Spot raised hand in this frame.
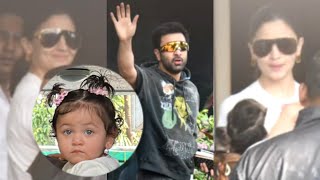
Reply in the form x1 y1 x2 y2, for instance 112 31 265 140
110 3 139 41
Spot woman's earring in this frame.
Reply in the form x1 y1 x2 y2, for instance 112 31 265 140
296 55 301 64
251 58 257 66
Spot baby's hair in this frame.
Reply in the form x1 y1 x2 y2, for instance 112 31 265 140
46 83 65 107
80 73 115 97
227 99 267 154
47 73 124 139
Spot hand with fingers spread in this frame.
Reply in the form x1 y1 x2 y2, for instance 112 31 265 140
109 2 139 87
110 3 139 41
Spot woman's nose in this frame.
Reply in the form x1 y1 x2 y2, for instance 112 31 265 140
55 36 69 50
269 44 281 60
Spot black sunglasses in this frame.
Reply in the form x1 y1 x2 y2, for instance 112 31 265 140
0 30 22 43
35 28 81 50
252 38 297 58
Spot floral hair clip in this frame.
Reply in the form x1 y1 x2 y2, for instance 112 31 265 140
89 87 109 97
53 91 68 106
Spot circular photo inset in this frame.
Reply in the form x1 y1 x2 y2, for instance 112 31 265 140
31 65 143 177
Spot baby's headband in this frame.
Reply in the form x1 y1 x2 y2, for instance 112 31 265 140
52 87 110 106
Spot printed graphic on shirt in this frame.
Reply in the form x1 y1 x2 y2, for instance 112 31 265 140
160 81 192 131
161 81 176 129
161 139 196 160
159 80 198 161
162 110 177 129
174 96 191 130
162 82 174 96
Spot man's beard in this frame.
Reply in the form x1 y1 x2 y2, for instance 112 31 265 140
160 56 187 75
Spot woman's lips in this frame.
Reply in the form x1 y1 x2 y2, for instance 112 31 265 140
51 51 69 58
269 64 284 71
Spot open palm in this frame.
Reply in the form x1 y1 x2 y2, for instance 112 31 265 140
110 3 139 41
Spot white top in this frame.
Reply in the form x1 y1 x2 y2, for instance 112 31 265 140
62 156 119 177
0 87 10 180
217 80 300 132
7 72 42 180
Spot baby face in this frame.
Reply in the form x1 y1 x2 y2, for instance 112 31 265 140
55 108 110 164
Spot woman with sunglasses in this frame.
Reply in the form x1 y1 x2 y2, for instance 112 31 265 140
217 5 304 135
7 7 82 180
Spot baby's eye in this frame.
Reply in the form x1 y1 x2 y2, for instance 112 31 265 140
84 130 93 135
63 129 72 135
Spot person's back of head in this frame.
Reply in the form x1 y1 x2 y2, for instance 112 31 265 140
151 22 189 50
215 127 230 152
227 99 267 154
301 50 320 106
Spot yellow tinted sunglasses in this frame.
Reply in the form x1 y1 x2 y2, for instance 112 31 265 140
160 41 189 52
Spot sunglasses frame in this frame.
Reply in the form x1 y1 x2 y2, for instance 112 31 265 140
159 41 189 52
34 28 81 50
251 37 298 58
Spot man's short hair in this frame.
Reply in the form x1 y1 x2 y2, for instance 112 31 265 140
151 22 190 49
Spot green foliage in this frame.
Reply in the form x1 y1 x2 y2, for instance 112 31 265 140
196 108 214 149
194 169 214 180
32 96 55 145
112 95 141 146
197 109 214 132
194 108 214 180
115 116 133 146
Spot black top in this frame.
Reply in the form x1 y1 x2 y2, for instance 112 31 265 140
230 106 320 180
134 62 200 180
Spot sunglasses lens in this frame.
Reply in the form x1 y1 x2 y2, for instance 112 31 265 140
160 41 189 52
38 29 81 49
40 32 60 48
253 40 272 58
179 42 189 51
161 43 175 52
277 38 297 54
253 38 297 58
65 31 81 50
